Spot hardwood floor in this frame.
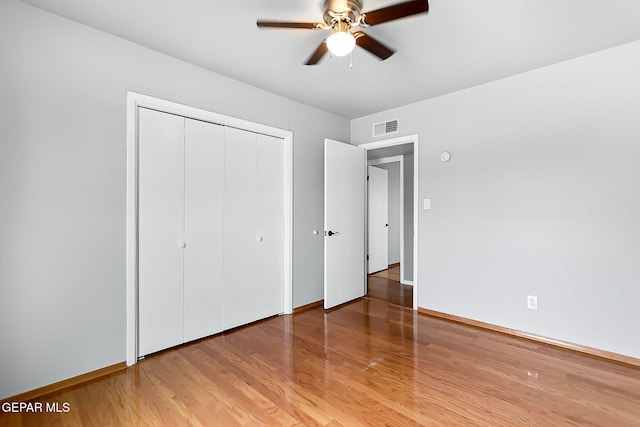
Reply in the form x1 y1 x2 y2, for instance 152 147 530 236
367 265 412 308
368 264 401 282
3 298 640 426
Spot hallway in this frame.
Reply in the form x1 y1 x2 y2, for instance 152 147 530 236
366 264 412 308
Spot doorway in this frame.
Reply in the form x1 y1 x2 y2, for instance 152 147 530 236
361 135 418 309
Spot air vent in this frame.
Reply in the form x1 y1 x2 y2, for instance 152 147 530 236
372 119 399 138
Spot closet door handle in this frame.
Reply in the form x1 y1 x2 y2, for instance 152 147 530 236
326 230 339 237
257 236 263 242
179 242 187 248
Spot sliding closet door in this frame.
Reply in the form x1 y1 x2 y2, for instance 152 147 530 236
256 135 284 319
138 108 185 356
183 119 225 342
223 127 258 330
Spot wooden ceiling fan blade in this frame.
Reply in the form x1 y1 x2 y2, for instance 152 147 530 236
354 32 395 60
305 41 329 65
362 0 429 26
257 20 319 29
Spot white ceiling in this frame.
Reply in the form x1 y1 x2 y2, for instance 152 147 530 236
18 0 640 119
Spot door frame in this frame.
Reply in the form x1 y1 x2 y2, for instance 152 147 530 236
360 135 419 310
126 92 293 366
368 156 409 284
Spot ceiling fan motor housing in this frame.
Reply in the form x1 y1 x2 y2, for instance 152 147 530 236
323 0 362 25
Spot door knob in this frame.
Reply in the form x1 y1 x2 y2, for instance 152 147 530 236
179 242 186 248
326 230 339 236
385 224 389 227
257 236 263 242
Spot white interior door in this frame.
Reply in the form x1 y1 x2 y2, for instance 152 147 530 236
368 165 389 273
324 139 366 309
183 119 225 342
138 108 184 356
223 127 258 330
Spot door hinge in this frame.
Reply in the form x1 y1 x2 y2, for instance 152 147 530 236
367 175 369 181
366 254 369 260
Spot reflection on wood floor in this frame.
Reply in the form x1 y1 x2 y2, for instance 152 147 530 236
3 276 640 425
367 264 412 308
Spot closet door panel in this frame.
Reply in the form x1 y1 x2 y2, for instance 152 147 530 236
223 127 257 330
183 119 225 342
138 108 185 356
256 135 284 319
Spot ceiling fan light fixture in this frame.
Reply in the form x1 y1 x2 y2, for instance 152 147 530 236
327 31 355 56
326 20 356 57
257 0 429 65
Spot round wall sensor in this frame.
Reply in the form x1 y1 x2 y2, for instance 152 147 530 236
440 151 451 162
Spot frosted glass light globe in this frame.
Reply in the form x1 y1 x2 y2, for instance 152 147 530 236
326 31 356 57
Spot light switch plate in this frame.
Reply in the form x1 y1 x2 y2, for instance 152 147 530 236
424 199 431 210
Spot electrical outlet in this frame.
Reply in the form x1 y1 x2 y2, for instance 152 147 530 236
527 295 538 310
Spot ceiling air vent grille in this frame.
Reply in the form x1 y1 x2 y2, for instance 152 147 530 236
372 119 399 138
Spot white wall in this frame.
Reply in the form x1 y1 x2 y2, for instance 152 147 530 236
0 0 348 399
375 162 400 264
352 40 640 358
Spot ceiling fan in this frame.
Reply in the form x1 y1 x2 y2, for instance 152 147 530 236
257 0 429 65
